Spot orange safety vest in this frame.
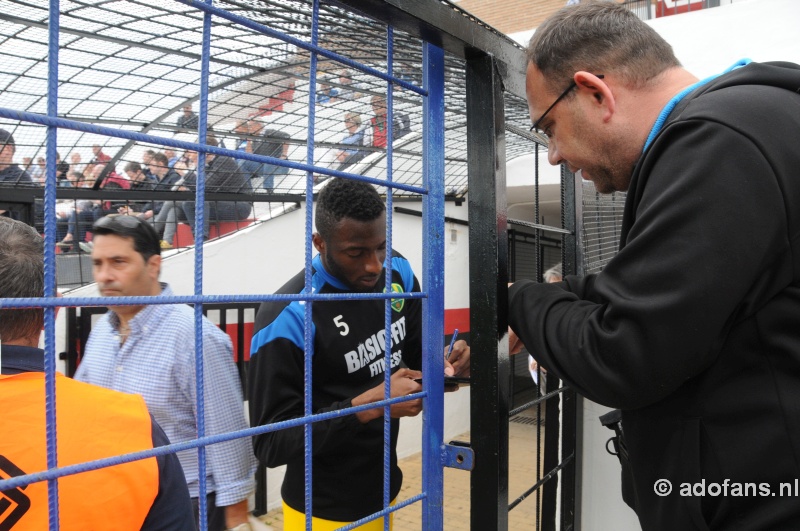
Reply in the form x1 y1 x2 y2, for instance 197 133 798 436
0 372 159 530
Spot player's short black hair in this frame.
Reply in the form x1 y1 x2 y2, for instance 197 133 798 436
315 178 385 240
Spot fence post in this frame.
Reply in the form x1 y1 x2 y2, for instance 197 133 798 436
467 51 510 531
421 40 447 531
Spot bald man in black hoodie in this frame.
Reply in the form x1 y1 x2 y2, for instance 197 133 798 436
510 3 800 530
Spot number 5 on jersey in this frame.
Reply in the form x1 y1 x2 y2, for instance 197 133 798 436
334 315 349 336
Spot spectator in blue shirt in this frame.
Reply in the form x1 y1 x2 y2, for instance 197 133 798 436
75 214 257 531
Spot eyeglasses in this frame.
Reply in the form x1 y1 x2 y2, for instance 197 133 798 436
93 214 161 253
93 214 151 239
530 74 604 138
94 214 143 231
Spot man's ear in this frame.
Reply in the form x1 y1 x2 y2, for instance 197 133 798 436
147 254 162 281
312 232 326 255
574 71 615 120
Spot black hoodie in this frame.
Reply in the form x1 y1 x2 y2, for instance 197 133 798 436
510 62 800 530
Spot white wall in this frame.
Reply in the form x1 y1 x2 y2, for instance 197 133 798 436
649 0 800 78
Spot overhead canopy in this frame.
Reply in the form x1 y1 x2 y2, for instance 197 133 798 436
0 0 542 196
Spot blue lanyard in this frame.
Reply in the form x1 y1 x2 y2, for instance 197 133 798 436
643 59 751 152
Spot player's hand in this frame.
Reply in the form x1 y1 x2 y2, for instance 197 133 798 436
444 340 470 377
387 368 423 418
353 368 422 422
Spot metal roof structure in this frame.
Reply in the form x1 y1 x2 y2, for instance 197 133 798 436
0 0 542 198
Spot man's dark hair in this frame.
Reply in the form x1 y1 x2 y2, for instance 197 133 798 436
124 161 142 173
0 128 15 151
527 3 680 93
0 217 44 342
205 133 219 148
92 215 161 262
151 152 169 167
315 178 385 240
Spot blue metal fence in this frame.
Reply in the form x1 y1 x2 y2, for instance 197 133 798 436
0 1 448 530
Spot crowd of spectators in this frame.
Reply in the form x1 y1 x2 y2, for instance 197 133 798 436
53 145 207 251
4 71 417 250
0 129 261 251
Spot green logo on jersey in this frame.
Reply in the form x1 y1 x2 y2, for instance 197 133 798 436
385 282 404 313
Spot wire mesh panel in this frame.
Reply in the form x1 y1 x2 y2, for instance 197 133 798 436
0 0 585 529
0 1 454 530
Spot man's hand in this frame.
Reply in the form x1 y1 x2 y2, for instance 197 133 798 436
507 281 526 355
508 327 525 355
224 499 250 529
352 368 423 423
444 339 470 377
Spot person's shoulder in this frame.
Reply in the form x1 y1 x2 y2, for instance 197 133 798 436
254 268 307 329
162 302 196 326
390 249 414 270
140 303 197 343
89 312 115 333
389 250 418 290
0 164 33 183
132 179 155 191
213 154 240 174
17 166 33 182
276 268 308 295
69 376 148 408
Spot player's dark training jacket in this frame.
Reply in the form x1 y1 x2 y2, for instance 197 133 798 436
249 252 422 522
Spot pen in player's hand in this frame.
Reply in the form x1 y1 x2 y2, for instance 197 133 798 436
446 329 459 361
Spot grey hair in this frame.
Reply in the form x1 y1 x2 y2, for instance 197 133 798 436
543 263 563 283
526 2 680 93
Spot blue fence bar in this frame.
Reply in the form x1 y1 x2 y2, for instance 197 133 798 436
0 392 426 492
1 1 451 529
193 0 215 528
382 26 396 531
421 42 447 530
43 0 61 528
303 1 321 529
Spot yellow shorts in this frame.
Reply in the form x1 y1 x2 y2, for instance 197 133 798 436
282 500 394 531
